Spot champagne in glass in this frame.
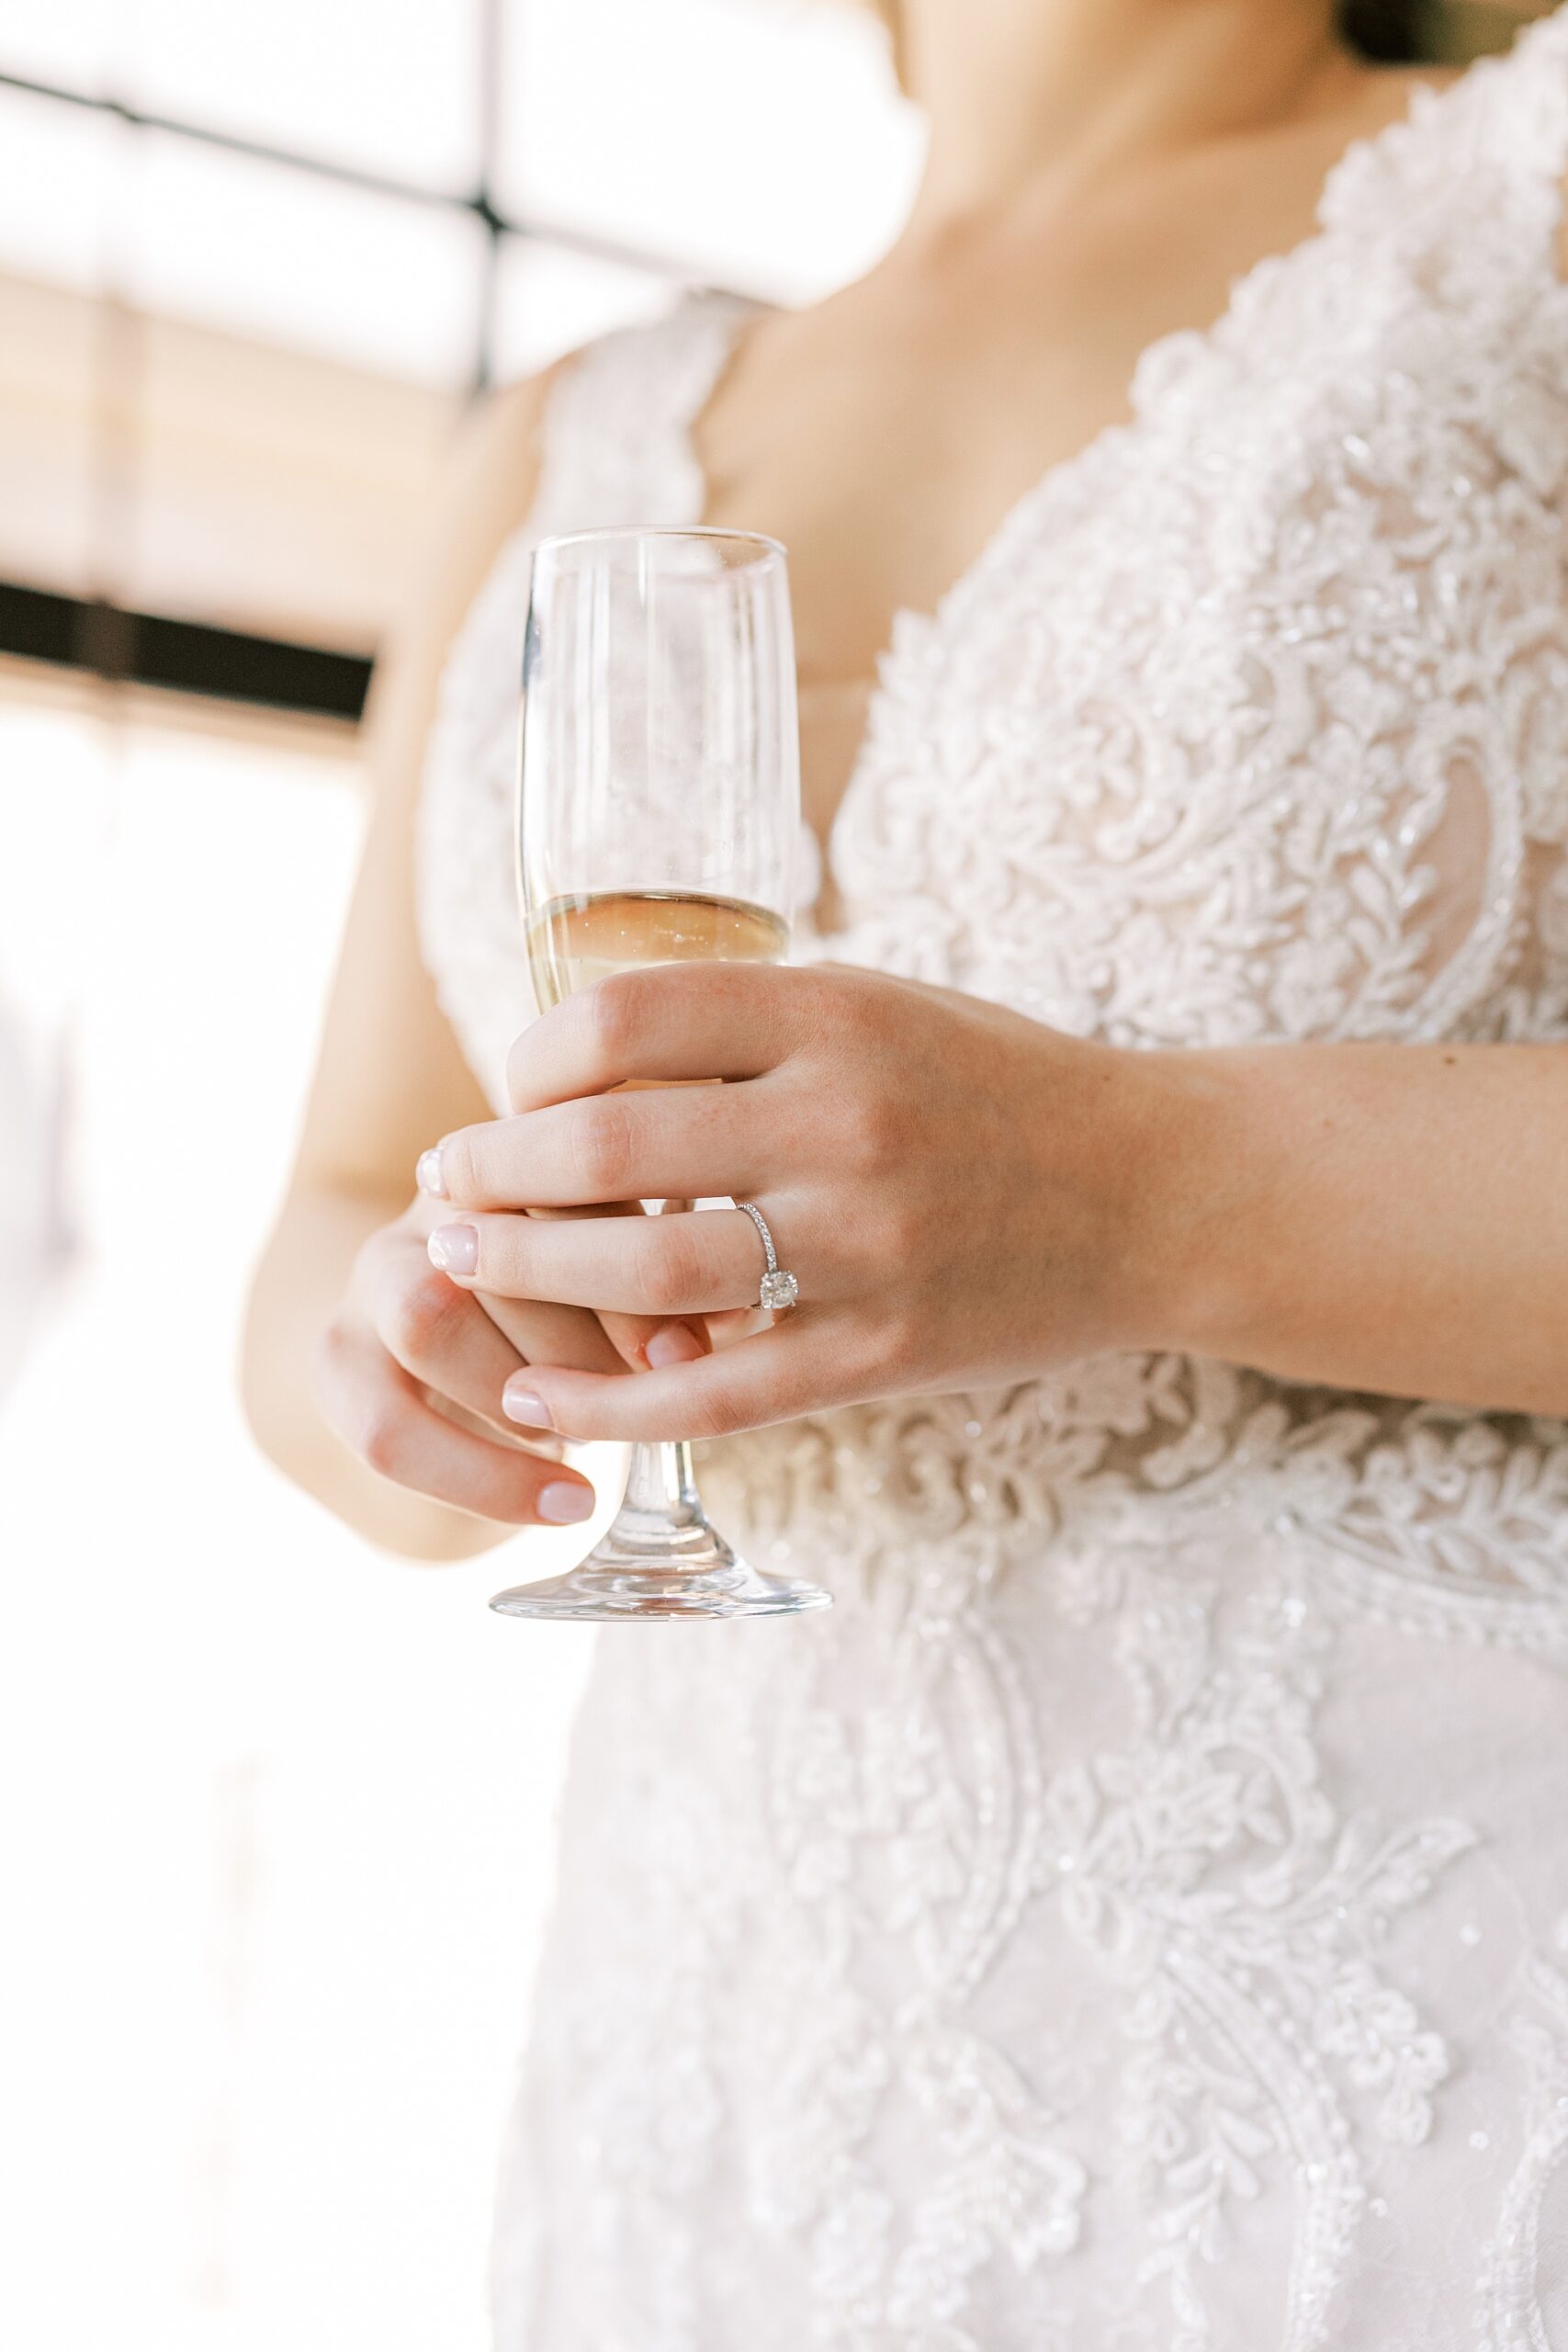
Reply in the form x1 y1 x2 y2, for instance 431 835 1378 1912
525 889 789 1008
490 527 833 1622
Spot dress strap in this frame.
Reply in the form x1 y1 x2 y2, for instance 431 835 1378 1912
530 290 752 538
1321 6 1568 276
1447 3 1568 212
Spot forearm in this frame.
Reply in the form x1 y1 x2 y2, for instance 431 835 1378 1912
1140 1041 1568 1416
242 1184 512 1562
370 969 1568 1448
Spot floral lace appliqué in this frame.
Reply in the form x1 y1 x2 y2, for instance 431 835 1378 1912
422 19 1568 2349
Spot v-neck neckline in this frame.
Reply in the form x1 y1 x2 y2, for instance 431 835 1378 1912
674 66 1460 913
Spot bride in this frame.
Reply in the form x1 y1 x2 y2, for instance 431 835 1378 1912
245 2 1568 2343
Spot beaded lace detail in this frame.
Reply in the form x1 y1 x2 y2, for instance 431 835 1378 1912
418 22 1568 2348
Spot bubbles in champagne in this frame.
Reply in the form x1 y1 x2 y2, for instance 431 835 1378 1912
525 889 789 1012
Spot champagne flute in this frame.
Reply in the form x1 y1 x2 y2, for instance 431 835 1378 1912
490 526 833 1622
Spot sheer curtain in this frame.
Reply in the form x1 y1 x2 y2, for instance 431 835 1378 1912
0 679 597 2351
0 4 919 2340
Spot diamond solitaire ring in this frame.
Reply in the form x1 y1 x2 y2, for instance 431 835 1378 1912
737 1202 800 1313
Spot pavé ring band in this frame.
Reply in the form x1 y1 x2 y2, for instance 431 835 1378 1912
737 1202 800 1313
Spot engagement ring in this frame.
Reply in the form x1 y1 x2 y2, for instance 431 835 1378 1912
737 1201 800 1313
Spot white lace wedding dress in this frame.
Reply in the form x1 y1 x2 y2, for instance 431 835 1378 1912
418 22 1568 2349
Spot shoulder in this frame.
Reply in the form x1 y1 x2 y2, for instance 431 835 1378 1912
399 365 563 657
402 289 747 651
1321 17 1568 300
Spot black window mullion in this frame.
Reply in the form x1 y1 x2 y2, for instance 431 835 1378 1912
0 63 736 293
0 31 742 710
474 0 505 392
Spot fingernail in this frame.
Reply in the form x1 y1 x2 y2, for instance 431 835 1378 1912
538 1480 594 1525
428 1223 478 1276
644 1322 706 1369
415 1146 447 1199
502 1383 553 1430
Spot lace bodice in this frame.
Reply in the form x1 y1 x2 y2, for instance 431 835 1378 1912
419 24 1568 2350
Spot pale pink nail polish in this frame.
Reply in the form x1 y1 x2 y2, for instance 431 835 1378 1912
645 1323 705 1369
503 1383 553 1430
415 1146 447 1199
538 1480 593 1525
428 1224 478 1276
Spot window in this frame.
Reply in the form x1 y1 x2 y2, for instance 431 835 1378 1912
0 668 601 2352
0 14 920 2345
497 0 920 303
0 0 919 660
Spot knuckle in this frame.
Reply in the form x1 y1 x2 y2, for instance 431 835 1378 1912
381 1266 463 1366
317 1313 354 1375
876 1308 924 1385
806 964 874 1034
795 963 846 1020
682 1387 738 1442
356 1396 409 1480
313 1320 419 1482
439 1126 480 1202
572 1096 633 1198
843 1088 902 1175
868 1265 933 1376
312 1318 355 1419
875 1194 926 1265
588 968 651 1063
640 1224 703 1314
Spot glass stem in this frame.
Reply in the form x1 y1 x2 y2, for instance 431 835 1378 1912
617 1439 704 1530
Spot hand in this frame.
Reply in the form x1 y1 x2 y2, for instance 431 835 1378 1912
315 1193 619 1524
414 964 1174 1442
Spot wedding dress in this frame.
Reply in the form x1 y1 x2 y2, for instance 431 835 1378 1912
418 21 1568 2348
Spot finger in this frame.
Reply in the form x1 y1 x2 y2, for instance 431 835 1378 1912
500 1198 700 1373
473 1288 627 1376
430 1079 776 1211
498 1322 855 1444
369 1238 619 1420
602 1198 711 1376
390 1204 645 1381
371 1250 529 1427
425 1204 773 1316
318 1333 596 1525
597 1307 710 1373
504 962 818 1113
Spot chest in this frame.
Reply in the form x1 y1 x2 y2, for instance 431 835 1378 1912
419 96 1568 1108
693 107 1418 851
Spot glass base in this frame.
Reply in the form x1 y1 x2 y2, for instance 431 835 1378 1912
491 1438 833 1621
489 1555 831 1621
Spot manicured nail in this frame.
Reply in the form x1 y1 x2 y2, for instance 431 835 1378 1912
644 1322 705 1369
415 1146 447 1199
537 1480 593 1525
502 1382 553 1430
428 1223 477 1276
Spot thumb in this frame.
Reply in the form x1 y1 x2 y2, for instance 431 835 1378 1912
525 1196 712 1373
597 1308 711 1372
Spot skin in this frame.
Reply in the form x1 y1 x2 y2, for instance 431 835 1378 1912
422 970 1568 1442
243 0 1568 1558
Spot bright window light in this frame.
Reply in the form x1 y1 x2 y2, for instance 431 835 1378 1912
492 233 677 380
0 684 598 2351
0 0 115 92
498 0 923 300
117 0 483 194
0 84 119 290
124 130 488 385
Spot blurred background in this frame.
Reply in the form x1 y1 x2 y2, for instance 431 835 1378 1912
0 6 918 2347
0 2 1540 2347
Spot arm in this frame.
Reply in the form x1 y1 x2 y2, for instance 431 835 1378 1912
400 966 1568 1442
242 369 608 1559
1140 1035 1568 1417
